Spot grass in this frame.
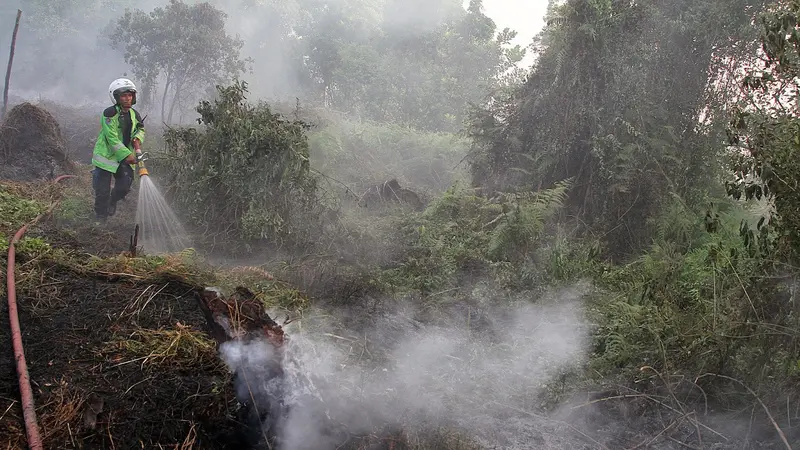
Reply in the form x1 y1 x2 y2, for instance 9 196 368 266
0 183 48 242
102 323 224 372
216 265 310 311
81 249 215 284
2 379 88 450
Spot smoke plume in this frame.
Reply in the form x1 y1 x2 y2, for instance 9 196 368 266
220 281 592 449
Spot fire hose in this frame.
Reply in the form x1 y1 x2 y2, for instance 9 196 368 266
7 174 75 450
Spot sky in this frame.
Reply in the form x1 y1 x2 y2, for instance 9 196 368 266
478 0 550 65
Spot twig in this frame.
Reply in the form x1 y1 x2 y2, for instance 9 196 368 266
67 423 75 448
612 384 729 441
640 366 687 415
0 401 15 421
240 368 272 449
123 376 154 395
324 333 357 342
107 419 116 450
626 413 688 450
311 168 360 201
96 271 144 280
108 356 150 369
695 373 793 450
570 393 657 409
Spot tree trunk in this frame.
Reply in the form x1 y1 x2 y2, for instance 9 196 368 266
167 77 182 124
2 10 22 121
161 72 172 123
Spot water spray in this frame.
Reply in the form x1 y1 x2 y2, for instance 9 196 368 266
133 149 192 254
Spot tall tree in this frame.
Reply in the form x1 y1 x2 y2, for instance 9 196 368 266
288 0 524 132
109 0 249 123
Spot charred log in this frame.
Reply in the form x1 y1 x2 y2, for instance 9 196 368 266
195 286 288 449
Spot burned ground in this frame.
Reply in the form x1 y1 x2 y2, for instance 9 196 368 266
0 175 245 449
0 261 245 449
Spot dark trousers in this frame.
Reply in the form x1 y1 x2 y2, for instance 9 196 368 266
92 165 133 218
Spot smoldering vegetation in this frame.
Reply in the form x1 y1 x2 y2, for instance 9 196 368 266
221 283 593 450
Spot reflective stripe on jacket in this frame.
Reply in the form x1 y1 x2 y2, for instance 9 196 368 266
92 105 145 173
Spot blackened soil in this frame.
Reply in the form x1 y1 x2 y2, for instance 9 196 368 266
0 261 246 449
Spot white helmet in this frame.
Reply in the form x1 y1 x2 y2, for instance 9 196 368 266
108 78 138 105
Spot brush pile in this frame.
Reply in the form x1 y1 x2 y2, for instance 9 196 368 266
0 102 74 181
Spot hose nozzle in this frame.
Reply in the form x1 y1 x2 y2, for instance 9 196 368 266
135 150 149 177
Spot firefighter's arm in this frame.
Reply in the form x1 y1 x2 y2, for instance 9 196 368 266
101 107 132 162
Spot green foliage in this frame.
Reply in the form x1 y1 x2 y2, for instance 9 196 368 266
486 179 571 261
53 194 93 223
466 0 762 257
383 181 572 293
590 200 800 397
288 0 524 132
15 236 51 257
157 81 323 252
0 186 46 232
726 1 800 262
108 0 249 122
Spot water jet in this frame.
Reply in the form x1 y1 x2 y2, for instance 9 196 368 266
134 153 192 255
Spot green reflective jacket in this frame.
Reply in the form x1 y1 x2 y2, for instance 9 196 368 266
92 105 145 173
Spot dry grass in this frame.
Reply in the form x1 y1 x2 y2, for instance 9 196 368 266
1 379 88 450
38 379 86 445
86 251 201 276
154 422 199 450
102 323 224 372
562 365 799 450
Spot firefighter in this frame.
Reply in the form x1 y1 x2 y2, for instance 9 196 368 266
91 78 146 222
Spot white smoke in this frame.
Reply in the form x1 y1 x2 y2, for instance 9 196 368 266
219 281 592 449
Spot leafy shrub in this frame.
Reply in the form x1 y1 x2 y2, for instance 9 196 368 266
155 81 324 252
382 181 573 293
591 198 800 398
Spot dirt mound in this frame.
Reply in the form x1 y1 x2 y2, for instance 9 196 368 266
0 102 74 181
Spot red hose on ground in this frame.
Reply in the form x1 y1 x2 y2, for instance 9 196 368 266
7 174 75 450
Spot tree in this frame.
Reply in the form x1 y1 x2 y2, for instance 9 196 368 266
0 0 140 100
286 0 524 132
726 0 800 261
109 0 249 123
466 0 762 258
